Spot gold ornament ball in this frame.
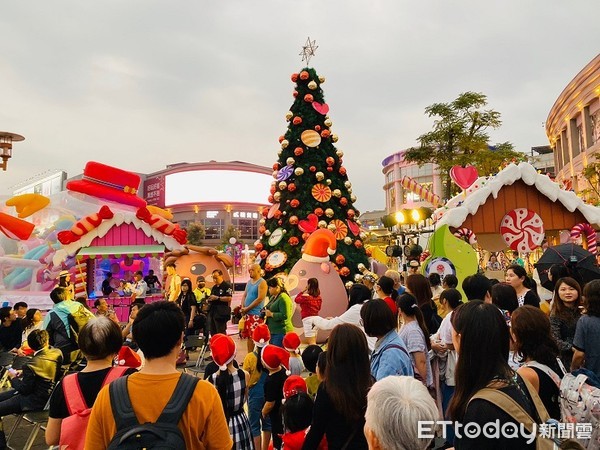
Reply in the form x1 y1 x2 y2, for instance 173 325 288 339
294 167 304 176
332 134 338 143
308 80 317 90
316 172 325 181
281 140 289 149
325 208 334 218
333 189 341 197
344 237 352 245
326 179 332 185
273 192 281 202
278 181 287 190
350 194 357 202
336 150 344 158
259 218 266 225
286 157 295 165
348 188 353 194
285 111 293 121
272 171 278 179
277 149 282 156
327 223 336 232
265 230 271 236
318 220 327 228
319 75 326 83
324 119 332 127
344 181 351 188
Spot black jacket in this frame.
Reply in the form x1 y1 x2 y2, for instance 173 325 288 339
10 347 63 411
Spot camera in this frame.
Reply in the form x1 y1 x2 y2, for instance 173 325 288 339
259 308 267 320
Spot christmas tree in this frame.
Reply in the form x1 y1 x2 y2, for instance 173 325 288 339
256 65 369 282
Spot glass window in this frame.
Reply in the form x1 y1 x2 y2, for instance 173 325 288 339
233 218 258 240
203 218 224 239
592 112 600 146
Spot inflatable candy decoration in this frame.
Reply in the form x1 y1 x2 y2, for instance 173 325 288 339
570 223 597 255
57 205 114 245
6 193 50 218
136 207 187 244
0 213 35 240
500 208 544 253
399 176 442 207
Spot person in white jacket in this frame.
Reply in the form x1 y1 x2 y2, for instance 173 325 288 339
308 283 376 351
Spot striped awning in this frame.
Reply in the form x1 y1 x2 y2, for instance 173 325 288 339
76 245 165 259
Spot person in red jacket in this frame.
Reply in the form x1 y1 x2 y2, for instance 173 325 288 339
294 278 322 345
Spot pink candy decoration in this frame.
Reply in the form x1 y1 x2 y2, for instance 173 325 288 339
570 223 598 255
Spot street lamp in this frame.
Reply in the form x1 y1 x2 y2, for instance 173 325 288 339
0 132 25 171
229 237 237 293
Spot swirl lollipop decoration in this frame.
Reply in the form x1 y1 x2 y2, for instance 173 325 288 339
500 208 545 252
276 164 294 181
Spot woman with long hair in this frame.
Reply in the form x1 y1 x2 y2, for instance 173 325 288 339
57 270 75 300
265 277 293 348
397 293 432 387
176 278 198 333
550 277 582 368
303 323 372 449
17 308 44 356
511 305 562 419
448 301 545 448
360 299 412 380
572 279 600 375
406 274 440 333
505 264 540 308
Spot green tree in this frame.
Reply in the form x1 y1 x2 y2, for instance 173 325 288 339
581 155 600 205
221 225 241 247
185 221 205 246
404 92 524 199
257 67 369 282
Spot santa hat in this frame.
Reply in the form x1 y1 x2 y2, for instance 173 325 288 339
261 344 291 375
252 323 271 347
302 229 337 263
116 346 142 368
209 334 237 371
283 332 301 354
283 375 307 400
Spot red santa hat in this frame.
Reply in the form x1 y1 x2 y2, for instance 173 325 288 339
209 334 237 371
252 323 271 347
283 332 301 354
116 346 142 368
302 229 337 263
283 375 308 400
261 344 291 375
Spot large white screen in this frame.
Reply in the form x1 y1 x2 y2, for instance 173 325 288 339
165 170 272 206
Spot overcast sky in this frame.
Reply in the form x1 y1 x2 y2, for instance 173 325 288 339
0 1 598 213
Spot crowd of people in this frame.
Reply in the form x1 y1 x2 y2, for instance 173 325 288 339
0 258 599 449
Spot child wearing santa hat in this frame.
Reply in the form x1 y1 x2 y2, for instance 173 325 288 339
283 331 305 376
261 344 290 450
208 334 253 450
242 324 272 450
280 376 327 450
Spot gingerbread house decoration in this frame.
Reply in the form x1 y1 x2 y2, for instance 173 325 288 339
435 162 600 252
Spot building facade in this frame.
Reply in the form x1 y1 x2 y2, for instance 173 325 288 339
142 160 272 245
381 150 442 214
546 54 600 192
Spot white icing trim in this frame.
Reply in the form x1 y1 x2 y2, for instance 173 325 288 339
435 162 600 229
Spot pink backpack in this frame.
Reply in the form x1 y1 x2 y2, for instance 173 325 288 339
59 366 129 450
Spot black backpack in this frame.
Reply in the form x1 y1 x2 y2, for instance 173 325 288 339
107 373 199 449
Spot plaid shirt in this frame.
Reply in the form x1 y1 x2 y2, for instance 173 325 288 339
294 293 322 318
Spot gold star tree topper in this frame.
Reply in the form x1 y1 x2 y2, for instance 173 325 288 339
300 37 318 65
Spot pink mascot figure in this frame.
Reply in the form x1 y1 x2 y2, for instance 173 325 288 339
286 229 347 343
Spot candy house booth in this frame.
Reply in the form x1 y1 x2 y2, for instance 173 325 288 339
434 162 600 276
51 162 187 319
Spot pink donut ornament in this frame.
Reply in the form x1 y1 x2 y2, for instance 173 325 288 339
500 208 545 252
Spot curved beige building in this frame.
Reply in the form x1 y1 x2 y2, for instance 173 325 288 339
546 54 600 192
